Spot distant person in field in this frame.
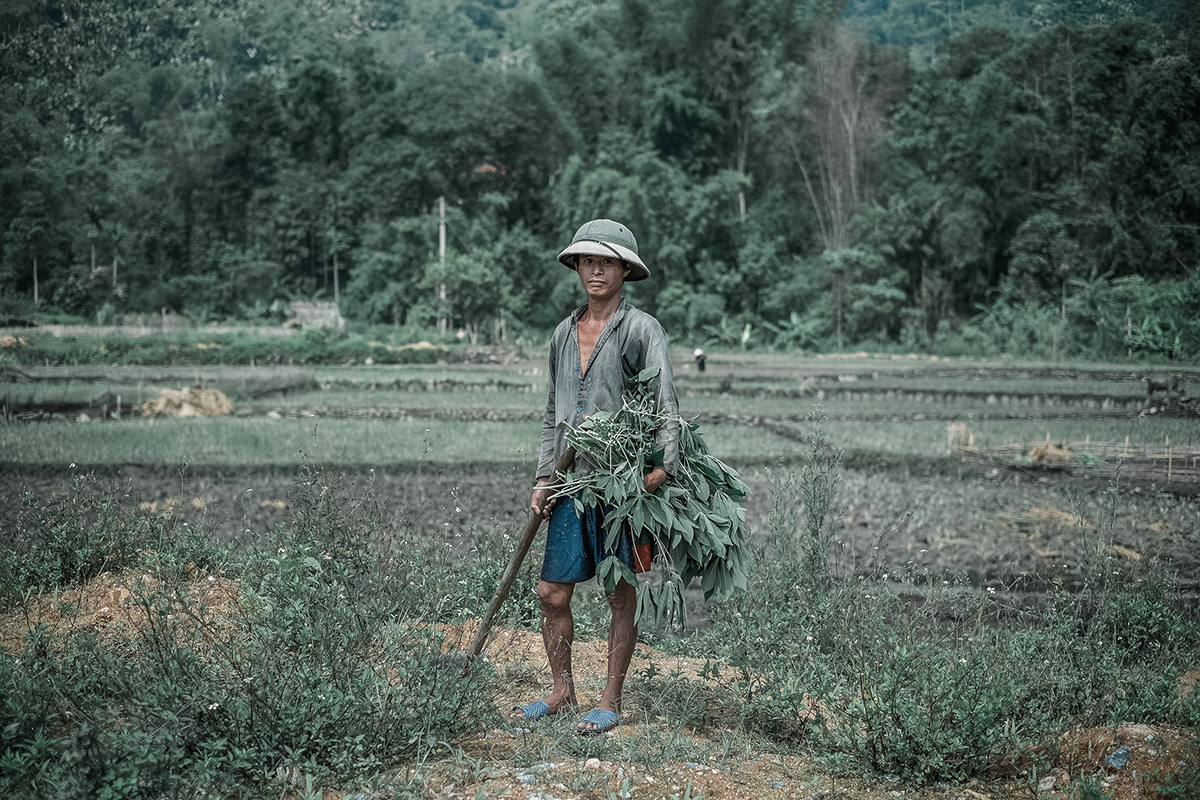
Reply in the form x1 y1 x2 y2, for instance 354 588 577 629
694 348 706 372
520 218 679 735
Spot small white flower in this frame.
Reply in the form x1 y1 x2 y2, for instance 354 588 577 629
987 587 996 593
806 636 814 641
208 702 220 710
959 658 967 664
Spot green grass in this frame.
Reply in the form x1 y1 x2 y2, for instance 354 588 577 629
689 349 1200 375
1 405 1189 468
0 381 1152 416
0 418 541 466
676 373 1151 395
0 417 811 467
815 378 1147 396
818 416 1198 457
311 364 543 384
262 388 544 410
6 412 1189 467
2 356 1192 468
2 382 155 406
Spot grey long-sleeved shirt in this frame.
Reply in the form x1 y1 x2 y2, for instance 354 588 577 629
536 300 680 480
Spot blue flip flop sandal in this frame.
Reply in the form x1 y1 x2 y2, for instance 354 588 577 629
513 700 553 721
577 708 619 735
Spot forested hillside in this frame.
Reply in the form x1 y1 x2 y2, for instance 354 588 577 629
2 0 1198 359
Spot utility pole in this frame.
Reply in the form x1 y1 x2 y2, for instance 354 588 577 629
33 256 38 304
438 196 447 336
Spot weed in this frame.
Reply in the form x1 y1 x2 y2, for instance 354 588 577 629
1066 774 1114 799
673 405 1200 786
797 405 842 598
0 466 494 795
0 474 221 607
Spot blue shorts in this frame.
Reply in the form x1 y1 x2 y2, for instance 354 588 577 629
541 495 651 585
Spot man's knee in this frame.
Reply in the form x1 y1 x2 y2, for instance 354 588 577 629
538 580 573 614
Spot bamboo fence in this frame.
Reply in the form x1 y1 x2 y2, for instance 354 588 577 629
948 423 1200 483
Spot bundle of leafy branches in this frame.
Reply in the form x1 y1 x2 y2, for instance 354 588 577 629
551 367 749 626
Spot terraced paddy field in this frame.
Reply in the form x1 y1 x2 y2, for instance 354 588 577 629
3 351 1197 584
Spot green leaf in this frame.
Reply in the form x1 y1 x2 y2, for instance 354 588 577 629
635 365 661 382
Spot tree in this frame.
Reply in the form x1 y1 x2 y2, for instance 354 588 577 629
794 27 903 251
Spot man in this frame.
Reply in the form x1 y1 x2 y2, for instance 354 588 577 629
517 218 679 735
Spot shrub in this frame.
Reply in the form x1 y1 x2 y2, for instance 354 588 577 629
0 468 495 796
0 475 220 607
668 407 1200 786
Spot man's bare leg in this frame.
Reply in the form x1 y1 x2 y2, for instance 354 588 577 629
579 578 637 731
527 579 577 714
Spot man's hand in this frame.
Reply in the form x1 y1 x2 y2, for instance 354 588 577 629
531 477 556 519
643 467 667 494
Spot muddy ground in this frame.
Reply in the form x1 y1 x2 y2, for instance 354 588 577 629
5 460 1198 598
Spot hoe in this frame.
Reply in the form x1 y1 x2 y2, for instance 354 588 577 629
457 447 575 671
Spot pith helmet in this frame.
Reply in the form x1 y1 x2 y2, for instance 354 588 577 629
557 219 650 281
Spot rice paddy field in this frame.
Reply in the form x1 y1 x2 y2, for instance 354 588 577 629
3 349 1198 592
4 347 1200 800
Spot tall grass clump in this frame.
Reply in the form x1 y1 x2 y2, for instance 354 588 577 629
0 474 220 607
0 467 497 797
673 408 1200 786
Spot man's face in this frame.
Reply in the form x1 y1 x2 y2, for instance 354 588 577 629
576 252 630 302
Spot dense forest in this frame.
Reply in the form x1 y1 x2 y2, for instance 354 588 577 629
2 0 1198 359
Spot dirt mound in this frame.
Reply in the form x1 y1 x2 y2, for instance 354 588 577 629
994 722 1200 800
141 386 232 417
1029 442 1075 465
0 568 239 656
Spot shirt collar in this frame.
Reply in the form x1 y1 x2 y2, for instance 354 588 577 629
570 298 629 325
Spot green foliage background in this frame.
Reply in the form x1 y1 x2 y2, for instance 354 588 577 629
2 0 1198 359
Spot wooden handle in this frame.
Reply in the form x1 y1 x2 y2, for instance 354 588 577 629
464 446 576 662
